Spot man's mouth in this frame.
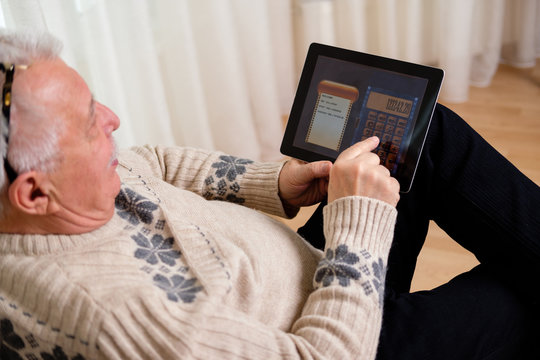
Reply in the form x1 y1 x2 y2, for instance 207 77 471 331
108 139 119 167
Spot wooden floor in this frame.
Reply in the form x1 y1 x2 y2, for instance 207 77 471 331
278 61 540 292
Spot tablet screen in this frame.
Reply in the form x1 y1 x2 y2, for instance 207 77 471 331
281 43 444 192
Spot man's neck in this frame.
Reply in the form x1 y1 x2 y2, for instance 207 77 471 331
0 209 113 235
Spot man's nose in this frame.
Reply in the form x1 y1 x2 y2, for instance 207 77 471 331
97 102 120 134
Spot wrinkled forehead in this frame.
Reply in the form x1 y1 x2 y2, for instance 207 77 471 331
15 58 89 101
12 58 92 127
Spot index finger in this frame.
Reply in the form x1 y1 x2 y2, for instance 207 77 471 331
337 136 380 161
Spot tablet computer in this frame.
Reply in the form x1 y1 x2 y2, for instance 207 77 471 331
280 43 444 193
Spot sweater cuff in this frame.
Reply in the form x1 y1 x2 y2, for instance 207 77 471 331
323 196 397 257
240 161 289 217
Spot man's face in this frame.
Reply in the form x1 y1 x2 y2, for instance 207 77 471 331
15 59 121 225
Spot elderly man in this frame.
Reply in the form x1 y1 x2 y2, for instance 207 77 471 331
1 30 538 360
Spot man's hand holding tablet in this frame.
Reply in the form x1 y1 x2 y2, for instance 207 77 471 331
281 43 444 193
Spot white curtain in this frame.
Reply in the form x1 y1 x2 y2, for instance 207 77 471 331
1 0 538 160
294 0 540 102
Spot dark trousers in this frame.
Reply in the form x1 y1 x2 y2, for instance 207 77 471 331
298 104 540 359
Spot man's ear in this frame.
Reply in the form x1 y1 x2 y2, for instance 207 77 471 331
7 171 55 215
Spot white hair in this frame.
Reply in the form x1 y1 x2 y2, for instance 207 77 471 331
0 29 63 209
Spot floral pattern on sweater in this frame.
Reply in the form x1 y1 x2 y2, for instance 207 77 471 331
0 318 85 360
203 155 253 204
115 187 158 225
115 186 203 304
315 245 386 307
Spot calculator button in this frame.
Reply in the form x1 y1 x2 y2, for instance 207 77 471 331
382 133 392 143
397 118 408 127
386 153 397 167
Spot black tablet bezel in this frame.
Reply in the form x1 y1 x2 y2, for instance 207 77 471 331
280 43 444 193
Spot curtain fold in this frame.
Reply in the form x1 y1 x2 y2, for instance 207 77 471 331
294 0 539 103
1 0 538 160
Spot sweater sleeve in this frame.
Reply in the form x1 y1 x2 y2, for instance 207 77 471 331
121 145 288 217
97 196 397 360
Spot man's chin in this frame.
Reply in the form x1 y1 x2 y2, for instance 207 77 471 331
111 172 122 194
